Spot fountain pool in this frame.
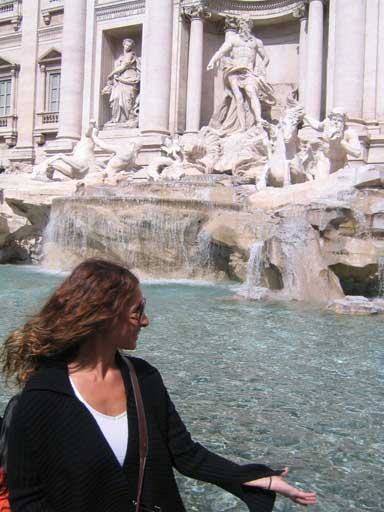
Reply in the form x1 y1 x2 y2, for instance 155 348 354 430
0 265 383 511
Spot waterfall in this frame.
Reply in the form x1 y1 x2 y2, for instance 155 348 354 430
243 241 267 299
379 256 384 297
42 197 219 278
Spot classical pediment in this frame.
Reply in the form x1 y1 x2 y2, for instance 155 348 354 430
38 49 62 66
0 56 18 72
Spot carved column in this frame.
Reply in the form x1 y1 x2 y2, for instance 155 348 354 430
56 0 87 143
376 0 384 122
293 4 308 105
305 0 324 119
184 5 210 133
333 0 366 119
15 0 39 155
139 0 174 134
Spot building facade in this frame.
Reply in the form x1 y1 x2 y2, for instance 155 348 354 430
0 0 383 169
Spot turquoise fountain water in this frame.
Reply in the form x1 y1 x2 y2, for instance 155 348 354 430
0 265 383 512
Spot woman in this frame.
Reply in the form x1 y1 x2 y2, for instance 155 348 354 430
102 38 140 126
2 259 316 511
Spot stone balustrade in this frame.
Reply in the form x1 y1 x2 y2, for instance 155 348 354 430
0 0 21 30
36 112 59 125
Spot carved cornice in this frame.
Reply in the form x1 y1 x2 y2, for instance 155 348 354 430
292 3 307 19
182 3 212 22
95 1 145 21
38 25 63 43
181 0 308 18
0 31 21 48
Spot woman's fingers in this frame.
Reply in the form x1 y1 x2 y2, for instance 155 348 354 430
242 469 317 506
291 490 317 505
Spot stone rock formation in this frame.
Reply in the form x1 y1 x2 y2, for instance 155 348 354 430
327 296 384 315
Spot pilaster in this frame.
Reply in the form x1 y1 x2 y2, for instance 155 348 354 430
183 3 211 133
56 0 87 145
293 3 308 106
14 0 39 161
139 0 174 135
376 0 384 123
304 0 324 119
333 0 367 121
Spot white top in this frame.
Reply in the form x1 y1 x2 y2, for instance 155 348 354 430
69 376 128 466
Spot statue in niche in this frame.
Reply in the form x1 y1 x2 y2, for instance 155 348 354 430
102 38 140 127
207 16 276 133
303 107 362 179
32 121 99 180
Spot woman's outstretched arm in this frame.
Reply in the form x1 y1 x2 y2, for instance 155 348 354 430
159 371 317 510
161 382 282 511
244 467 317 506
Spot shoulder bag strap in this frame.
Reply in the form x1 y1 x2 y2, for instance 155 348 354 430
123 357 148 512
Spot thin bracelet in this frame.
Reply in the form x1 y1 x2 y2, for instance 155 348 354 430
267 476 272 490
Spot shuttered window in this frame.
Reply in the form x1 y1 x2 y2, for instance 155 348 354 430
48 72 60 112
0 79 11 117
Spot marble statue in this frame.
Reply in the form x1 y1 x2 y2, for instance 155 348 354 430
32 121 98 180
90 130 141 177
207 16 275 133
102 38 140 127
145 136 210 181
303 107 362 179
260 104 313 188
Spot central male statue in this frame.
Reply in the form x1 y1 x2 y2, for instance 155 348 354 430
207 17 275 133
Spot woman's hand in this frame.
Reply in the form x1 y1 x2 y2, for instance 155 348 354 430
244 467 317 506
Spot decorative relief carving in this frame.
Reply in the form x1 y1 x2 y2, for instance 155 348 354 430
223 15 238 32
0 31 21 46
292 3 307 19
182 3 211 21
95 1 145 21
38 25 63 43
182 0 306 17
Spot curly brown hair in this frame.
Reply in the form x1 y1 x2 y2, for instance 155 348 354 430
1 259 139 385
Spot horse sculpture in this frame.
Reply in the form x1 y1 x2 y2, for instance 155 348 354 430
259 105 312 188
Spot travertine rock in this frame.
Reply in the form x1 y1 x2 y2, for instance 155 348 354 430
327 296 384 315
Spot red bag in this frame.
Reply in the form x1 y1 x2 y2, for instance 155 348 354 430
0 468 10 512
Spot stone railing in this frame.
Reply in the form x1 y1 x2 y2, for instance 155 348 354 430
0 115 17 130
37 112 59 125
0 0 22 30
0 114 17 146
34 112 59 145
0 0 16 19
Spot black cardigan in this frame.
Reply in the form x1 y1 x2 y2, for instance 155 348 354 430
7 355 281 511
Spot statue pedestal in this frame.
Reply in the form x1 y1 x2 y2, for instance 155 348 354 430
44 139 77 156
